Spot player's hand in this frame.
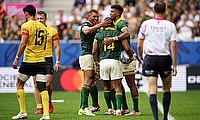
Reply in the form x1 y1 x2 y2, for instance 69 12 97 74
102 37 114 46
94 62 100 74
54 63 61 72
100 19 112 28
128 54 138 64
127 58 133 64
12 60 18 69
94 63 100 80
95 64 100 75
172 66 177 76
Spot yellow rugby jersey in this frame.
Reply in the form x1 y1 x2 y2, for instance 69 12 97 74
45 26 59 57
21 20 47 63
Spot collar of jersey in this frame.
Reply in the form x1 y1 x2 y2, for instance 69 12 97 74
105 27 115 30
86 20 93 25
114 18 122 25
153 18 165 20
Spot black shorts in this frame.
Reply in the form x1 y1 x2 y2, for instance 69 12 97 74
45 57 54 75
142 55 172 78
18 62 46 76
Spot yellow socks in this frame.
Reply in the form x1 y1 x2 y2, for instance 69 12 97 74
40 90 49 116
37 103 43 109
17 89 26 113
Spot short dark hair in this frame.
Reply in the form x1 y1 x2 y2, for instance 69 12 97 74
154 1 166 14
111 5 123 15
104 17 114 27
37 11 47 18
88 9 98 15
23 5 36 16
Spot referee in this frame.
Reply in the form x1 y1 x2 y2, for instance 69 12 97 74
137 1 177 120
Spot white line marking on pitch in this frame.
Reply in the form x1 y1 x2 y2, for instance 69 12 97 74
51 99 64 102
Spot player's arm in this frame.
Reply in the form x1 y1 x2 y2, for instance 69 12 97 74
171 40 177 76
12 34 28 69
92 39 99 63
103 27 130 45
92 39 99 74
82 19 111 35
117 27 130 41
137 21 146 61
137 39 144 61
53 37 61 72
121 40 133 59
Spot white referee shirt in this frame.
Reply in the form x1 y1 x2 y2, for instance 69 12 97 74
138 18 177 55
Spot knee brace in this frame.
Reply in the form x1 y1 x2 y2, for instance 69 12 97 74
36 74 46 82
36 81 46 92
18 72 30 82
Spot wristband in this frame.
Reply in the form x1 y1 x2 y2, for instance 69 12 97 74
15 55 20 61
93 62 98 66
112 36 118 41
56 61 60 64
115 36 118 41
14 59 19 61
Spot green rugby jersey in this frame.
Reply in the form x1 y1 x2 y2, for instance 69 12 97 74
95 27 123 61
114 18 128 33
114 18 135 53
80 21 97 56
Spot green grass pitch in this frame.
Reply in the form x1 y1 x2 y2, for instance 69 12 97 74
0 90 199 120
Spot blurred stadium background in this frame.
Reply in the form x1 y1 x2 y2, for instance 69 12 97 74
0 0 199 93
0 1 200 120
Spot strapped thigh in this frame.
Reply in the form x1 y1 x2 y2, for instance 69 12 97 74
18 72 30 82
